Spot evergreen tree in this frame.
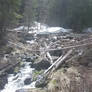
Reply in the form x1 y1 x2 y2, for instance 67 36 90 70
48 0 92 31
0 0 22 31
23 0 49 30
0 0 22 46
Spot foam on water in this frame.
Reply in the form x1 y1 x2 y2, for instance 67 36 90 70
1 62 35 92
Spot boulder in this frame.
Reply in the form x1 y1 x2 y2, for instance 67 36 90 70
35 75 47 88
25 57 34 63
31 60 50 71
6 67 14 74
0 74 8 90
24 78 32 85
26 58 31 62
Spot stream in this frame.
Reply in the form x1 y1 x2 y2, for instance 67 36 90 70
1 60 36 92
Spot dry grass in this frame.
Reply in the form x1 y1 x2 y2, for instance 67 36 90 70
47 66 92 92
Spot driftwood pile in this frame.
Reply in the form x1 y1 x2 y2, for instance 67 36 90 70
8 32 92 76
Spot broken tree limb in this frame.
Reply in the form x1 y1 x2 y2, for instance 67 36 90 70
44 49 73 74
55 49 73 69
44 42 53 64
46 52 53 64
44 55 63 74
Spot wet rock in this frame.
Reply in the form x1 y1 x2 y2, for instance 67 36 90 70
31 60 50 71
6 67 14 74
21 63 25 67
49 50 62 56
25 56 35 63
0 74 8 90
13 75 19 81
24 78 32 85
14 72 17 76
35 75 47 88
26 58 32 62
24 33 34 41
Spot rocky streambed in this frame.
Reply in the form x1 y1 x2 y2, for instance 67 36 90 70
0 52 50 92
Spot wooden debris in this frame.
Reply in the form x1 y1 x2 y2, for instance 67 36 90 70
55 49 73 69
8 33 92 75
8 40 92 52
44 42 53 64
44 49 73 74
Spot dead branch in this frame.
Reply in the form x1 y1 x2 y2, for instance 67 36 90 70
44 49 73 74
44 42 53 64
55 49 73 69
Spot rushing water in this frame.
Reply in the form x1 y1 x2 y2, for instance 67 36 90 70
1 62 36 92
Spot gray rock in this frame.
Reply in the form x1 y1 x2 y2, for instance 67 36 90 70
24 78 32 85
31 60 50 71
35 75 47 88
0 74 8 90
26 58 31 62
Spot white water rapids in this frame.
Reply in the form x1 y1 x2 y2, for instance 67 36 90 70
1 62 35 92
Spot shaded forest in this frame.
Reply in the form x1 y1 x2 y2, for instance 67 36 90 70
0 0 92 32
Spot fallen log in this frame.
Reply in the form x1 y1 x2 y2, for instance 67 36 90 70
44 55 63 74
55 49 73 69
44 42 53 64
44 49 73 74
46 52 53 64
